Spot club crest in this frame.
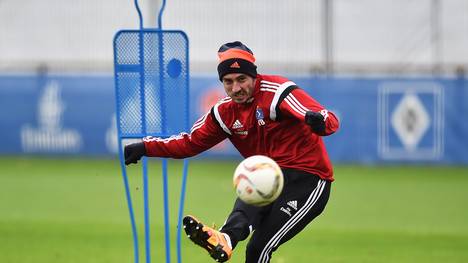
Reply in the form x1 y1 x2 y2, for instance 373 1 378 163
256 107 265 126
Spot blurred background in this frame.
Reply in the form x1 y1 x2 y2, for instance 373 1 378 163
0 0 467 262
1 0 467 161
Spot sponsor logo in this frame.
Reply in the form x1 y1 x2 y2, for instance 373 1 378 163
234 130 248 136
232 120 247 136
232 119 243 129
280 207 292 217
230 61 240 68
287 200 298 210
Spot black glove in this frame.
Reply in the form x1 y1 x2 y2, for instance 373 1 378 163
305 111 325 134
124 142 146 165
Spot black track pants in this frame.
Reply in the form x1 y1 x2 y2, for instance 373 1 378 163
220 169 331 263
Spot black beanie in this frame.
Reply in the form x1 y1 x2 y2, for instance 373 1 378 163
217 41 257 81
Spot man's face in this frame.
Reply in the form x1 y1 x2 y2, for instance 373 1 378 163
222 73 256 104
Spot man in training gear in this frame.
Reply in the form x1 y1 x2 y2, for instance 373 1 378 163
125 41 339 262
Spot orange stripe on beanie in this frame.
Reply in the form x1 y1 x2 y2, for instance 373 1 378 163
218 49 256 64
217 41 257 81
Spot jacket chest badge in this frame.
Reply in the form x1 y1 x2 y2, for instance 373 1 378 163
232 119 248 136
232 119 243 129
256 107 266 126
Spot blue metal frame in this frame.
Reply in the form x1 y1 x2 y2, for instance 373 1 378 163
113 0 190 262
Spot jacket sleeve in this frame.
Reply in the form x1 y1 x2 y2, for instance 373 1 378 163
278 88 339 136
142 111 228 158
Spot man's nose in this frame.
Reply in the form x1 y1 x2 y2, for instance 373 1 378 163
232 82 241 92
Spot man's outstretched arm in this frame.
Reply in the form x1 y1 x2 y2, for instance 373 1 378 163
124 111 227 165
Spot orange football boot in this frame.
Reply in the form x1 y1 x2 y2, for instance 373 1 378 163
183 215 232 262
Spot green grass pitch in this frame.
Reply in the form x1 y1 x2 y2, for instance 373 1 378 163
1 157 467 262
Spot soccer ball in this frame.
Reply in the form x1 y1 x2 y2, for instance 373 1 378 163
233 155 284 206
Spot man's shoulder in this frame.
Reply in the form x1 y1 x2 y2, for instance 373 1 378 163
212 96 233 107
257 74 291 85
211 96 236 114
257 74 297 98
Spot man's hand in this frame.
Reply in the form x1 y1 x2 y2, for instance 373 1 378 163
124 142 146 165
305 111 326 134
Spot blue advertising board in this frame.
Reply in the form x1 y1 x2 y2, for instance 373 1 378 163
0 74 467 164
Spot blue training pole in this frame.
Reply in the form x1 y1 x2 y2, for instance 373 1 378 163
134 0 152 262
162 159 171 263
117 140 140 263
158 0 167 29
115 1 189 262
177 159 189 263
156 2 172 260
143 158 151 263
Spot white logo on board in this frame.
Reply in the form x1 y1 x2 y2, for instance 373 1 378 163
391 93 430 151
378 82 444 160
21 81 82 152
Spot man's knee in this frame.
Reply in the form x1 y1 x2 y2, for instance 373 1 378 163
245 240 275 262
246 240 262 257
